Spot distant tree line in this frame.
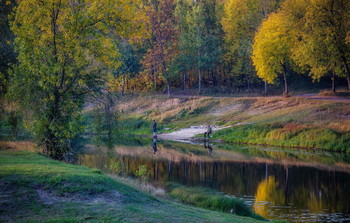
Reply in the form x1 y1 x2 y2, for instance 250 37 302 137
109 0 350 95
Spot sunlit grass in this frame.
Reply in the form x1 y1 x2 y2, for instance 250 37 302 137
213 124 350 152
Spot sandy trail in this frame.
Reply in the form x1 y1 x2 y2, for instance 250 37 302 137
158 126 228 142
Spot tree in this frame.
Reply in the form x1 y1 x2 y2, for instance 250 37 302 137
0 0 16 97
175 0 222 94
142 0 177 97
285 0 350 91
9 0 145 160
114 39 141 95
252 12 295 95
174 0 193 91
221 0 282 92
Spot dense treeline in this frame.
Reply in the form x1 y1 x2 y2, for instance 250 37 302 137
0 0 349 159
109 0 349 95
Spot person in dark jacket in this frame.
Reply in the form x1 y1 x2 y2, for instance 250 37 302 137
204 125 212 138
152 120 157 134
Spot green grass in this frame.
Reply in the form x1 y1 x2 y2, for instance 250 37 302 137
166 183 264 220
0 150 266 223
212 124 350 152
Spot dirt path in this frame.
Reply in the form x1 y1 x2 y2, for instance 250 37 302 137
158 125 228 142
294 93 350 102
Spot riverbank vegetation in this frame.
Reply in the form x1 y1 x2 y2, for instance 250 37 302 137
0 147 270 223
107 95 350 152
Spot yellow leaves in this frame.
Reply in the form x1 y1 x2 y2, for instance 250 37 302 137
253 176 285 218
77 79 85 87
5 1 11 5
252 12 293 83
346 31 350 45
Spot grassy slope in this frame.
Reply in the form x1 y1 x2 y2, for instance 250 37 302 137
0 150 265 223
112 95 350 152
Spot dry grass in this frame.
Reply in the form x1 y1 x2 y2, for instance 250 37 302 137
328 120 350 132
109 175 167 198
318 90 337 96
318 89 350 97
113 95 350 144
0 141 38 152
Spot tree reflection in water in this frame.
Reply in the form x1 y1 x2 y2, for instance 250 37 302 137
78 140 350 222
254 176 286 218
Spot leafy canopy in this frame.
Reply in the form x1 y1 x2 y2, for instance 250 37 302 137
8 0 146 159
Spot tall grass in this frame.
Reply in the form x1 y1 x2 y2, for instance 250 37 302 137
167 183 264 220
213 124 350 152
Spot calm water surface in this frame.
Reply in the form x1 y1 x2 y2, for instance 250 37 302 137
78 139 350 222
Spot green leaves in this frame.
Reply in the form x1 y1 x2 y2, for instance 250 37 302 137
8 0 145 159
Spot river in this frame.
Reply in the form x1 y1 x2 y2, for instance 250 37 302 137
78 138 350 222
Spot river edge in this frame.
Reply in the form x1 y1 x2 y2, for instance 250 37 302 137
114 95 350 153
0 145 278 223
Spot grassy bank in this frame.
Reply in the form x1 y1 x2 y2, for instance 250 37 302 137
166 183 264 220
213 124 350 152
0 149 266 223
111 94 350 152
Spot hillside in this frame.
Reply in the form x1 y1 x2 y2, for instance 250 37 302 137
113 94 350 152
0 147 266 223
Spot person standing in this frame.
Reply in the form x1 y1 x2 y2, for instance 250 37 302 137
152 120 157 134
204 125 212 138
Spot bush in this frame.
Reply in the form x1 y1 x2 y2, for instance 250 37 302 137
168 185 264 220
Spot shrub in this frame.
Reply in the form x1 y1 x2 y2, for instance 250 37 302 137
168 185 264 220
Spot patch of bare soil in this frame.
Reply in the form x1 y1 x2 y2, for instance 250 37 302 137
158 125 229 142
36 189 123 205
209 104 246 116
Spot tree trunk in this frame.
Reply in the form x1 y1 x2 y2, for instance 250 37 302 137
340 56 350 91
264 80 267 93
331 71 336 93
152 64 156 90
105 92 114 138
198 69 201 95
182 70 186 91
45 88 62 160
162 61 171 97
282 65 288 95
121 74 125 96
210 69 216 86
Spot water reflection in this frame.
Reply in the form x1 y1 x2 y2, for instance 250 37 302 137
79 140 350 222
204 139 213 155
152 138 158 154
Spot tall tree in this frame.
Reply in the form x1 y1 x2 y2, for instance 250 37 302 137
114 39 141 95
0 0 16 97
252 12 295 95
143 0 177 97
221 0 282 92
285 0 350 90
175 0 222 94
174 0 193 90
9 0 145 159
